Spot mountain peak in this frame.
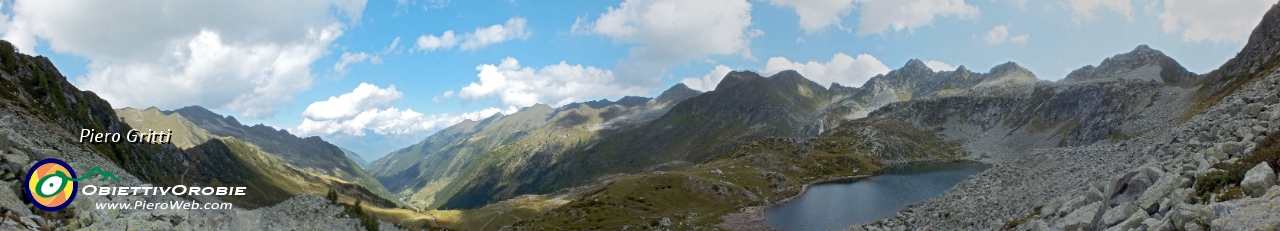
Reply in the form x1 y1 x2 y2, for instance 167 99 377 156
989 61 1029 75
980 61 1038 85
768 69 808 84
714 71 764 91
903 59 931 72
1063 45 1196 84
656 83 701 104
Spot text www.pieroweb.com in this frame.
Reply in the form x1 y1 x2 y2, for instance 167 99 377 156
95 200 233 210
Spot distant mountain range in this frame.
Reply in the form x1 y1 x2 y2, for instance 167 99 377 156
364 40 1203 212
340 147 370 168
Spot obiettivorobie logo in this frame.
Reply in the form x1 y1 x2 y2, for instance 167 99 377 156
24 158 119 211
24 158 249 212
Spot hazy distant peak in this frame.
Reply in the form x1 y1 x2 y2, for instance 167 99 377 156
171 105 242 127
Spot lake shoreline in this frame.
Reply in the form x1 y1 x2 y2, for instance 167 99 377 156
716 174 872 231
717 160 990 230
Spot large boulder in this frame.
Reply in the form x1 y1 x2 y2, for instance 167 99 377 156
1209 197 1280 231
1241 163 1277 197
1102 202 1139 227
1138 174 1186 213
1061 202 1102 230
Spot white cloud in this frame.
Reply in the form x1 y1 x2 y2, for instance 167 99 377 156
855 0 980 36
432 90 454 103
1158 0 1274 44
579 0 757 74
1067 0 1133 22
456 57 649 108
925 60 956 71
768 0 856 33
293 105 518 136
292 83 518 137
414 31 458 52
984 25 1009 45
460 17 531 50
763 53 891 88
680 65 734 91
413 17 530 52
301 83 402 121
983 24 1029 45
2 0 365 119
333 52 378 73
384 37 402 53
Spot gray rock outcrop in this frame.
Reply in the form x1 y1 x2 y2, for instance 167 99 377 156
1241 163 1277 197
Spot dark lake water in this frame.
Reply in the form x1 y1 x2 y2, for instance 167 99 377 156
764 162 991 231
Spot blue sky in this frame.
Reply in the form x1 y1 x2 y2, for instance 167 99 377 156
3 0 1273 159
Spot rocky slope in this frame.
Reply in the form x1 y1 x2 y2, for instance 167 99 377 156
849 3 1280 231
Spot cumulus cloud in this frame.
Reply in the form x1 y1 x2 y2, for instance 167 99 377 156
855 0 980 36
924 60 956 71
456 57 649 107
763 53 891 88
983 24 1030 45
1067 0 1133 22
1 0 365 118
413 17 530 52
680 65 734 91
292 83 518 137
768 0 856 33
576 0 757 87
1158 0 1273 44
301 83 402 121
333 52 380 73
